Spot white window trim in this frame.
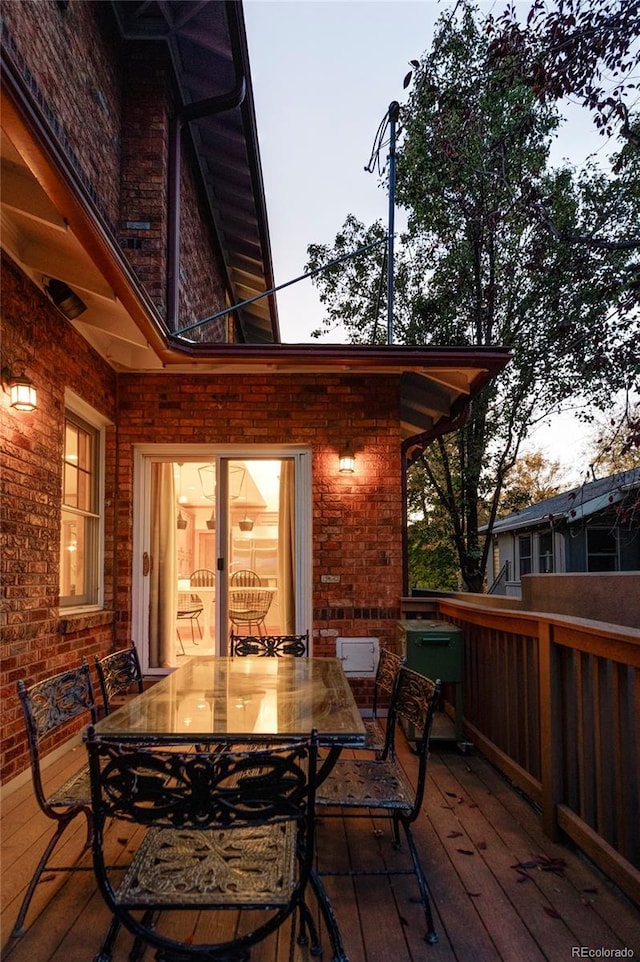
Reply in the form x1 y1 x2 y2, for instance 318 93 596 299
59 389 110 613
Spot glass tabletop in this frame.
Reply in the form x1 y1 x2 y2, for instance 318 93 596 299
94 656 366 744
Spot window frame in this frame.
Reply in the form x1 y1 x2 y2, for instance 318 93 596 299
586 525 619 572
59 391 108 611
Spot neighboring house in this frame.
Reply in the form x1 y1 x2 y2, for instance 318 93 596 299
484 468 640 597
0 0 510 783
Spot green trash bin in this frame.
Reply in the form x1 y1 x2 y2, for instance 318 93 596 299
397 619 464 742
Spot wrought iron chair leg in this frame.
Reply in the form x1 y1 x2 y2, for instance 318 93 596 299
129 908 158 961
401 819 438 944
391 812 402 849
11 812 84 937
298 897 322 955
93 913 122 962
310 869 350 962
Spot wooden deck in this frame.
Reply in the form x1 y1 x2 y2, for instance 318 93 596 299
2 722 638 962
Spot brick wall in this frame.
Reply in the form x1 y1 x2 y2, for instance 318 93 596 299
3 0 230 330
1 255 118 783
114 373 405 662
2 0 123 231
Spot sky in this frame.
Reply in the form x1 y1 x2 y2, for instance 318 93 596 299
242 0 620 483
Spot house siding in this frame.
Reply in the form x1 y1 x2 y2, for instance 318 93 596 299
2 0 229 331
1 255 118 781
1 259 405 782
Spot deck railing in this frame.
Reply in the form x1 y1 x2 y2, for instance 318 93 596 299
406 596 640 907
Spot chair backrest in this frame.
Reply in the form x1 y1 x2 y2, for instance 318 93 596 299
231 631 309 657
17 660 98 813
94 642 143 715
189 568 215 587
372 647 405 716
389 667 441 819
86 727 317 960
230 568 260 587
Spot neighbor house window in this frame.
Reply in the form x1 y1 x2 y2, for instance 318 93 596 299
60 410 102 606
586 527 618 572
538 531 554 573
518 535 532 577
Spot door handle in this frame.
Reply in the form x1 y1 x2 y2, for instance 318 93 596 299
143 552 152 576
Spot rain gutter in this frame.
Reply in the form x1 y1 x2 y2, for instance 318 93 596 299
167 78 246 330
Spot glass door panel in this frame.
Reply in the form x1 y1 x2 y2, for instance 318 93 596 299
226 458 296 640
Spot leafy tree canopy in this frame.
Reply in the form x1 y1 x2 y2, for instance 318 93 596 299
306 1 640 591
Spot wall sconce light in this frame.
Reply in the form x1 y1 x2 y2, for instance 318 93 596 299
339 443 355 474
44 278 87 320
2 367 37 411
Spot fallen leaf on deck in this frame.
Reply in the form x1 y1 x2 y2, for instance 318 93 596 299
543 906 562 919
457 848 475 855
447 831 464 838
466 891 481 897
41 874 56 883
476 841 487 850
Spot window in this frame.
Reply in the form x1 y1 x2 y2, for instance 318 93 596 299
518 535 532 577
59 410 102 606
587 527 618 572
538 531 554 573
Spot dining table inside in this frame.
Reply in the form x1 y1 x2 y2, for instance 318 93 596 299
93 655 366 758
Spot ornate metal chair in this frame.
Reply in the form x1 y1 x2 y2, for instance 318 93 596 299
85 731 346 962
363 647 406 757
11 660 98 937
230 630 309 657
94 642 143 715
316 667 442 945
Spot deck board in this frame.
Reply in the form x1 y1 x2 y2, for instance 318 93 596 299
2 727 638 961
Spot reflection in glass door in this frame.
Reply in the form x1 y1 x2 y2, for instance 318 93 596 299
226 459 295 641
138 446 311 672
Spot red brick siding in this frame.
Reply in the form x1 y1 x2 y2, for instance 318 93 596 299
1 255 118 783
2 279 406 781
114 373 405 654
1 0 123 229
3 2 231 330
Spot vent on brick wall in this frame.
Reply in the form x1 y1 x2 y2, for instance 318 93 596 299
336 638 379 677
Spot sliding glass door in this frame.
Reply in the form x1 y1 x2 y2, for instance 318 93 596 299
133 446 311 672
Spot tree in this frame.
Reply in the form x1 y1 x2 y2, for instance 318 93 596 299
486 0 640 149
307 2 640 591
582 399 640 475
497 450 567 514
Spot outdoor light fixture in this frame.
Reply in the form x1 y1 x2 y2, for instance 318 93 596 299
339 444 355 474
2 367 37 411
44 278 87 320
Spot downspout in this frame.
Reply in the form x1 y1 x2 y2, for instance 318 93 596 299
400 401 473 595
167 79 246 329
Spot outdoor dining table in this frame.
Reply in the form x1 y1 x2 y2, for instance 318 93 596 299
93 656 366 757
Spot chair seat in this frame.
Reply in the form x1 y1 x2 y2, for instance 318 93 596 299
315 758 416 810
116 822 297 908
48 764 92 808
